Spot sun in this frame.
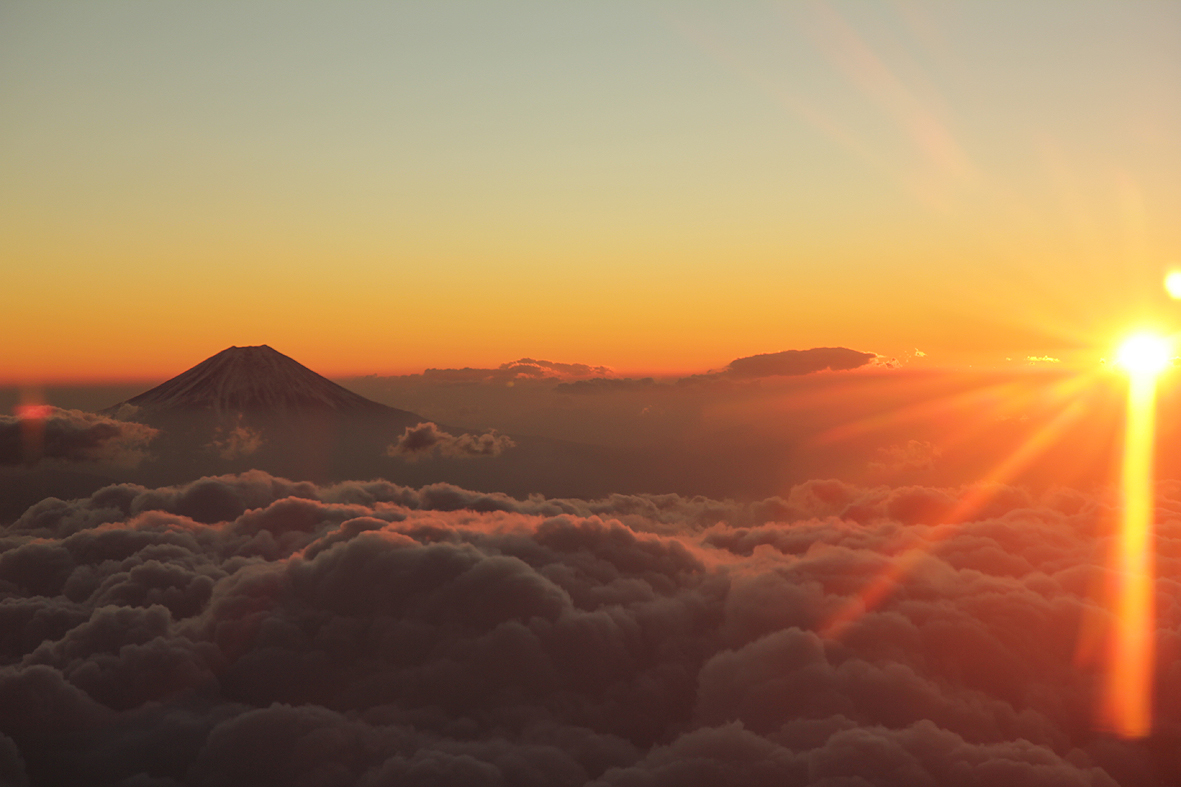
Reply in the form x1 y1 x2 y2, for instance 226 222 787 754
1116 334 1172 376
1165 271 1181 299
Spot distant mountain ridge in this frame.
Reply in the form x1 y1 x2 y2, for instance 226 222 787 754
108 345 396 416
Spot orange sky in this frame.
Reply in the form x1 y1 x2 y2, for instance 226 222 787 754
3 2 1181 382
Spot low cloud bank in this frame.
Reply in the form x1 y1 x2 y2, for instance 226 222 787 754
560 348 880 393
2 472 1179 785
0 407 157 466
718 347 879 380
389 422 516 459
419 359 614 384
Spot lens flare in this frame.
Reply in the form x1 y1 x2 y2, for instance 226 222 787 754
818 377 1094 640
1100 333 1168 738
15 390 50 465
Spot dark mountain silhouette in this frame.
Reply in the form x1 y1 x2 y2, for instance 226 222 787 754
85 346 648 501
97 346 422 484
107 345 406 416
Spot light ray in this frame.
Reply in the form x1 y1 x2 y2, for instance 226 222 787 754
819 394 1090 640
812 371 1091 451
1099 335 1167 738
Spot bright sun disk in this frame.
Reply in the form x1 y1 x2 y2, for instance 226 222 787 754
1116 334 1171 375
1165 271 1181 300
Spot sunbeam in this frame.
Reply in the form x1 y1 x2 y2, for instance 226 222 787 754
818 387 1093 640
1100 333 1171 738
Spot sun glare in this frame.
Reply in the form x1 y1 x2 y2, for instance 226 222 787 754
1100 331 1170 738
1165 271 1181 300
1116 334 1171 376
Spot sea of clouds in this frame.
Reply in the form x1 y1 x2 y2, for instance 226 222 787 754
2 471 1180 785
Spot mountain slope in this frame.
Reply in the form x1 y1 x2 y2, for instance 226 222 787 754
94 345 641 498
109 345 405 416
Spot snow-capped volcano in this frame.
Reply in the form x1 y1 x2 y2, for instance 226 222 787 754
110 345 396 415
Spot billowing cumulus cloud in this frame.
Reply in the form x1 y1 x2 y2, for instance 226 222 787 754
1 471 1179 785
207 421 264 460
389 422 516 459
0 408 158 466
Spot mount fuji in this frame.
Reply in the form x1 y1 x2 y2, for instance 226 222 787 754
109 345 404 416
96 345 638 498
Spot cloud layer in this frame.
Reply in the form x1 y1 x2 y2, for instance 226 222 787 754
419 359 614 384
2 472 1179 785
0 407 157 466
389 422 516 460
718 347 880 379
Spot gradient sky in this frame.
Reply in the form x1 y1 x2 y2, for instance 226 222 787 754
3 1 1181 381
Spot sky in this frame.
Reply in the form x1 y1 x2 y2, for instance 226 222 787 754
3 1 1181 381
8 5 1181 781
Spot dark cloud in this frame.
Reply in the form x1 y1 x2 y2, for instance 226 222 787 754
389 422 516 460
501 358 613 379
1 471 1178 785
548 348 879 395
418 359 614 384
717 347 879 380
390 349 875 390
0 408 158 466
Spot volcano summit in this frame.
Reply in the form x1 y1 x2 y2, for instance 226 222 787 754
108 345 399 416
99 346 425 484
